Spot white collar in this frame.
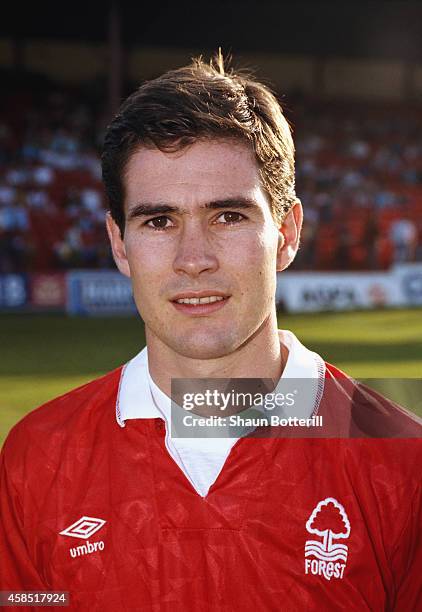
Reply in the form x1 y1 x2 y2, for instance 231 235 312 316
116 330 325 427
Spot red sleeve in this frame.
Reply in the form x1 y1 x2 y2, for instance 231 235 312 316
0 430 47 590
390 484 422 611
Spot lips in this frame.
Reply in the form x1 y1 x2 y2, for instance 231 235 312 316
170 291 230 315
171 290 229 302
175 295 225 305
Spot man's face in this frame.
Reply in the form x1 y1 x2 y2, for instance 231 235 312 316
107 139 301 359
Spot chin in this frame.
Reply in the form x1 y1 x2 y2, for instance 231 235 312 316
167 329 240 360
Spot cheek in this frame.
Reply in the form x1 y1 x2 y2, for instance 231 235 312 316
224 231 277 275
220 234 277 306
124 242 171 312
125 237 171 280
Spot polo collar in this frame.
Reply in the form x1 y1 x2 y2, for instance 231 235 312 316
116 330 325 427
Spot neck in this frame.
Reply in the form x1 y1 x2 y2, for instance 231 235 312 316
146 311 287 397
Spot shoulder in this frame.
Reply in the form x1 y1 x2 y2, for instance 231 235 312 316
322 362 422 439
1 367 123 468
317 363 422 492
317 365 422 544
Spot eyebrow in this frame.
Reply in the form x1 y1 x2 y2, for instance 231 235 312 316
126 197 258 221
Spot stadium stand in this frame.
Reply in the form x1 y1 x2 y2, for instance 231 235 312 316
293 99 422 270
1 88 421 273
0 87 111 272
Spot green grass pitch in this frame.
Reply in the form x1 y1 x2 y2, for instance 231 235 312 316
1 308 421 445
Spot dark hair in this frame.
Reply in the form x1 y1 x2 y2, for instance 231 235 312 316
101 54 297 235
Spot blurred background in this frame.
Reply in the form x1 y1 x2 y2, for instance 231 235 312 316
1 1 422 442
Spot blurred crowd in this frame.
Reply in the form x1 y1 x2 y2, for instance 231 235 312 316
0 87 421 273
293 100 422 270
0 89 111 273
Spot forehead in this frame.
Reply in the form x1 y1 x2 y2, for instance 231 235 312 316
123 139 265 207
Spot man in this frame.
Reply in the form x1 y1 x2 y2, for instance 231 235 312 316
1 56 421 611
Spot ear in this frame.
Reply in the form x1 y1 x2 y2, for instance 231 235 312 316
276 200 303 272
105 212 131 278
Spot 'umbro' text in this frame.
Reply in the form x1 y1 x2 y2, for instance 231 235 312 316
70 540 105 558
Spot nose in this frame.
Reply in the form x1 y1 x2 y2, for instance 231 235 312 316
173 220 219 277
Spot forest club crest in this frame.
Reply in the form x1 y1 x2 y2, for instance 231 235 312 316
304 497 351 581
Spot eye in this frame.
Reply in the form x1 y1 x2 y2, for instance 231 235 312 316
145 216 174 230
215 211 246 224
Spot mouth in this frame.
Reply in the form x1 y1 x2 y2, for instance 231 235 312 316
170 292 230 315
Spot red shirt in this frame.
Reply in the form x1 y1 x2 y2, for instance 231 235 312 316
1 365 421 611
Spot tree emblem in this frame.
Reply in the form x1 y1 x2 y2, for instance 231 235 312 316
306 497 350 551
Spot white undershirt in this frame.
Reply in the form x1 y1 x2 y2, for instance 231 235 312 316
116 330 325 498
147 370 237 497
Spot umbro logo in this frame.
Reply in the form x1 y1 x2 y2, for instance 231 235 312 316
60 516 106 540
60 516 106 558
